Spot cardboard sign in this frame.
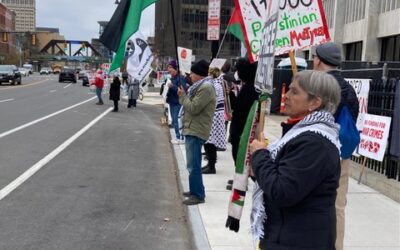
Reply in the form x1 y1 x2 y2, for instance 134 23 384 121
207 0 221 40
177 47 192 75
209 58 227 70
235 0 267 62
346 78 370 130
274 0 330 55
254 0 279 93
358 114 392 162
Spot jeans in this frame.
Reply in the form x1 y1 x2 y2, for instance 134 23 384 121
185 135 206 200
96 88 103 103
128 99 137 108
170 104 182 140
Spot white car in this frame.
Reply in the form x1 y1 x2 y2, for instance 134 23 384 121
40 67 51 75
18 68 29 77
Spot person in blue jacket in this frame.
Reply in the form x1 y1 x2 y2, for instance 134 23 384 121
166 60 187 144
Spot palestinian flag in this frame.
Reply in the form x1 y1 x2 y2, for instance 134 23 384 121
227 7 244 43
99 0 157 72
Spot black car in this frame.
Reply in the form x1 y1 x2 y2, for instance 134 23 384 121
59 68 77 83
0 65 22 85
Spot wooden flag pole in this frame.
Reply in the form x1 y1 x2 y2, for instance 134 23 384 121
357 156 368 184
289 50 298 75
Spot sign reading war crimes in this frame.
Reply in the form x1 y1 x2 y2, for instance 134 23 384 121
207 0 221 40
236 0 267 62
358 114 392 162
274 0 330 55
254 0 279 93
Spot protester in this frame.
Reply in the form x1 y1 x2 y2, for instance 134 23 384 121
249 70 341 249
178 60 216 205
220 62 234 131
109 75 121 112
127 76 140 109
313 42 359 250
202 67 226 174
93 69 104 105
226 58 259 190
167 60 187 144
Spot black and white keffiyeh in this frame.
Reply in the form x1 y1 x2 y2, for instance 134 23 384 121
250 110 341 243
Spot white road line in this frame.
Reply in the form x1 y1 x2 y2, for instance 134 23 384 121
0 98 14 103
0 107 113 201
0 96 97 139
63 84 71 89
49 90 57 93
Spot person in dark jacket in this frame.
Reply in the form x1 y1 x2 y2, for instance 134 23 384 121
249 70 342 250
226 58 259 190
166 60 188 144
109 76 121 112
313 42 359 250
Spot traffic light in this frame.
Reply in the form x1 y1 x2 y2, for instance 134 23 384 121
2 33 8 42
31 34 36 45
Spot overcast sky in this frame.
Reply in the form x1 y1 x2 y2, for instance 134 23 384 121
36 0 155 42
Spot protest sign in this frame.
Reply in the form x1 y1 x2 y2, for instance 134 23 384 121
235 0 267 62
274 0 330 55
177 47 192 74
346 78 370 130
209 58 227 70
358 114 391 162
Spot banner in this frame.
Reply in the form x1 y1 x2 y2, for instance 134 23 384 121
235 0 267 62
207 0 221 40
359 114 392 162
177 47 192 75
126 31 154 83
254 0 279 93
274 0 330 55
346 78 370 130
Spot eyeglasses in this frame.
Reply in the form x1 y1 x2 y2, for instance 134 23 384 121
312 54 318 59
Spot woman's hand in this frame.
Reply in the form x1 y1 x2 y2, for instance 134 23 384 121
249 133 267 155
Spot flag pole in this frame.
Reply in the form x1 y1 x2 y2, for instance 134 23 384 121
216 25 229 58
169 0 181 74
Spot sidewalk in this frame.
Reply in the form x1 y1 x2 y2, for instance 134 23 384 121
170 115 400 250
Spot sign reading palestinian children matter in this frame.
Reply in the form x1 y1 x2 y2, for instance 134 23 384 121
274 0 331 55
177 47 192 75
358 114 392 162
346 78 370 130
235 0 267 62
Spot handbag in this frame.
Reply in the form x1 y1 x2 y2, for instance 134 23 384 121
337 105 360 159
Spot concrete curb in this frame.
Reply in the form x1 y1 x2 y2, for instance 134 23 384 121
169 129 211 250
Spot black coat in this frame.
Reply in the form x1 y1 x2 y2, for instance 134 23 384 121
328 70 359 122
109 79 121 101
229 81 259 162
251 125 340 250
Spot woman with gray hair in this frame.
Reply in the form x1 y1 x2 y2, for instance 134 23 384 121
248 70 341 249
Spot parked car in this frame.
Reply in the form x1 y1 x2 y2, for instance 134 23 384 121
18 67 30 77
0 65 22 85
22 63 33 74
59 68 77 83
40 67 51 75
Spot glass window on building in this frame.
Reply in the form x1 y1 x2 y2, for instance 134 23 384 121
381 35 400 61
345 41 363 61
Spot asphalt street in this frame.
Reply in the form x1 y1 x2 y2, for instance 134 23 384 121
0 75 191 249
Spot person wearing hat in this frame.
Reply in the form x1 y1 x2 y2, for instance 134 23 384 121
166 60 187 144
92 69 105 105
313 42 359 250
177 59 216 205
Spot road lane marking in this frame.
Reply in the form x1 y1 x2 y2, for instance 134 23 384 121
49 90 57 93
0 79 49 91
0 107 113 201
63 84 72 89
0 96 97 139
0 98 14 103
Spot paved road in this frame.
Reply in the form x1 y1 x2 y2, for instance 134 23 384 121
0 75 191 249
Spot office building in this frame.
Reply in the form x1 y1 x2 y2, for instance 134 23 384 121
0 0 35 32
154 0 241 67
